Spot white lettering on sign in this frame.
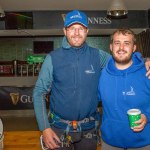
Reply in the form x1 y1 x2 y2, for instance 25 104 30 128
88 17 111 24
20 95 33 103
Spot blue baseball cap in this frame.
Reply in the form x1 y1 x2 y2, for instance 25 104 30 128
64 10 88 28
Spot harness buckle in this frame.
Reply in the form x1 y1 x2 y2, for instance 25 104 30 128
72 120 77 130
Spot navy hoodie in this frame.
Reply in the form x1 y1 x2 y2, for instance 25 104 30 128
99 52 150 148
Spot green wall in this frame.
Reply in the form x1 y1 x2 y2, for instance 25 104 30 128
0 36 110 61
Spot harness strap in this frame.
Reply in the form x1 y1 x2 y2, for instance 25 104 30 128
50 112 97 135
50 112 95 130
59 116 95 125
49 112 101 146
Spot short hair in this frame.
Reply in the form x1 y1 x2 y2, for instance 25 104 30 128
110 28 136 44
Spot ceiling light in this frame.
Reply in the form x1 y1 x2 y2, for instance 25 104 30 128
107 0 128 17
0 5 5 18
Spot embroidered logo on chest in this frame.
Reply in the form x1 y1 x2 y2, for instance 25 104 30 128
122 86 135 96
85 65 95 74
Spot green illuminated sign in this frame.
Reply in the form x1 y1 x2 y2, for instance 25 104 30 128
27 55 45 64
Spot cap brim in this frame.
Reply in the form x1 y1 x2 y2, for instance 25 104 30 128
65 21 87 28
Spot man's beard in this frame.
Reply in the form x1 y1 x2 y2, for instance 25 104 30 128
112 50 132 65
68 35 85 47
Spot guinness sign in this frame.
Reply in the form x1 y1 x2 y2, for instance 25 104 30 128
0 86 49 110
10 93 20 105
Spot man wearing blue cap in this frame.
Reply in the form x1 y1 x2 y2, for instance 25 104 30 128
33 9 109 150
33 10 150 150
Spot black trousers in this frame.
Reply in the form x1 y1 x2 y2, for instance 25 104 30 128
51 126 97 150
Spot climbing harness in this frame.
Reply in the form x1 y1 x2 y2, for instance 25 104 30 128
49 112 101 147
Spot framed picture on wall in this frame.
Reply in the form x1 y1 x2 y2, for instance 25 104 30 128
33 41 54 54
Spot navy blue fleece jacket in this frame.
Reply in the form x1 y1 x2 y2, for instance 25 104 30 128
33 37 110 131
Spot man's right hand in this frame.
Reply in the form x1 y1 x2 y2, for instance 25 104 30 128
42 128 61 149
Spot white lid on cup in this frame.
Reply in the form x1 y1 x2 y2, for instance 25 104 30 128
127 109 141 115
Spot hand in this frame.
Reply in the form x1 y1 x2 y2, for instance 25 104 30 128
145 58 150 79
42 128 61 149
133 114 147 132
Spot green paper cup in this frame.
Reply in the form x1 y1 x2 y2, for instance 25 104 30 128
127 109 141 129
